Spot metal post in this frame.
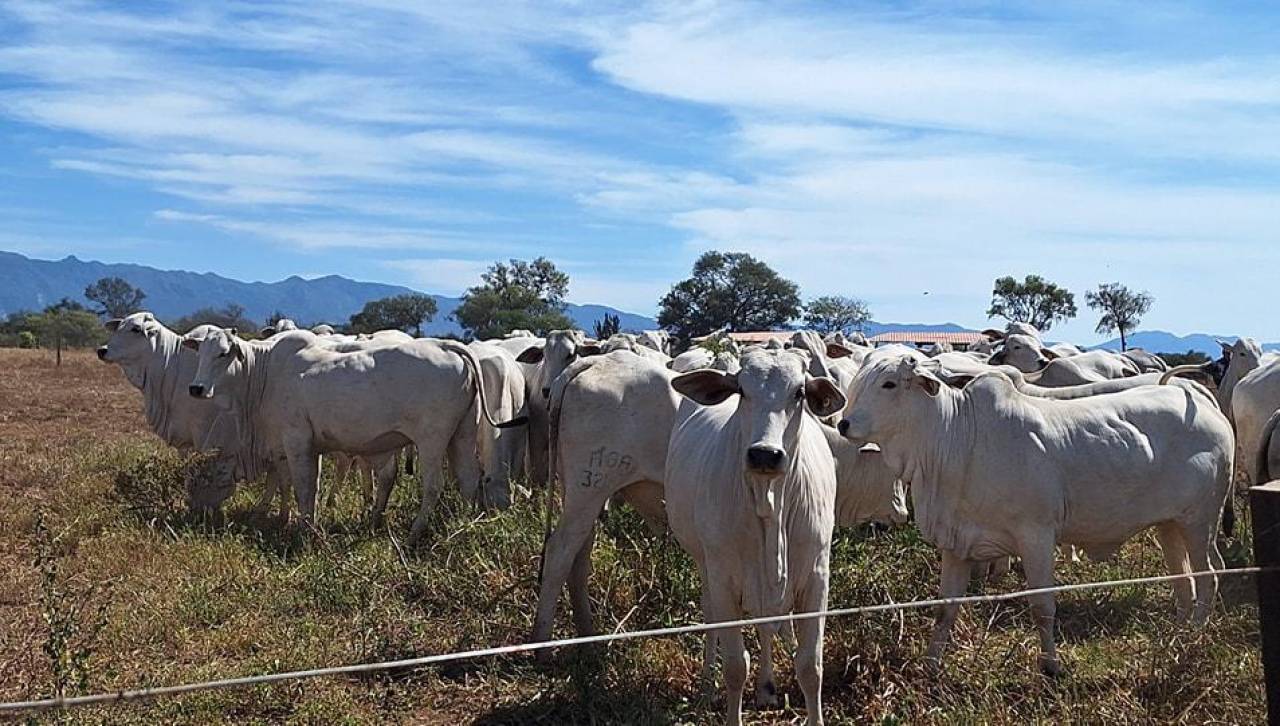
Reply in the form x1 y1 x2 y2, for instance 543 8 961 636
1251 481 1280 726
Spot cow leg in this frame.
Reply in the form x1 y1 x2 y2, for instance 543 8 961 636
1020 543 1061 676
795 579 829 726
532 496 602 646
328 453 353 509
408 438 450 544
284 445 321 526
370 464 395 529
527 403 550 488
370 454 396 508
1154 522 1193 619
567 524 599 637
448 411 484 507
1181 519 1220 625
706 584 748 726
253 470 280 515
926 549 971 670
754 625 780 709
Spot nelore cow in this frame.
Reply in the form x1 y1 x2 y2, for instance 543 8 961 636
840 354 1232 675
666 349 846 726
186 329 522 542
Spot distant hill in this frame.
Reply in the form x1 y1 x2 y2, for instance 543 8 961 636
1096 330 1280 356
0 251 657 336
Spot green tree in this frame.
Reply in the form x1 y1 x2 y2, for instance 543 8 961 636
452 257 573 339
1086 282 1153 351
803 295 871 335
170 304 259 335
348 294 438 336
84 277 146 318
593 313 621 340
657 251 801 341
986 275 1077 332
1159 350 1208 367
35 298 103 366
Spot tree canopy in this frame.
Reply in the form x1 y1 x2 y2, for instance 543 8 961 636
1086 282 1153 351
593 313 621 340
84 277 146 319
348 294 438 336
986 275 1077 332
170 304 259 335
452 257 573 339
657 251 801 341
803 295 871 335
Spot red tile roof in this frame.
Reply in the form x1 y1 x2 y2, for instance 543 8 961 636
869 331 987 345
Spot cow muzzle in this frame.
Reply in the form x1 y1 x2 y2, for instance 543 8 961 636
745 445 786 475
96 347 109 361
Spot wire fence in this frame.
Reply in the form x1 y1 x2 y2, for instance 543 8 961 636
0 566 1265 715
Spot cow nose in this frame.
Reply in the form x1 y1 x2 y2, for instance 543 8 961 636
96 347 108 361
838 419 850 436
541 387 551 399
189 384 205 398
746 445 786 472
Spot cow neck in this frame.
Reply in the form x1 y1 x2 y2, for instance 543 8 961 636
896 387 974 553
227 341 274 481
140 325 186 445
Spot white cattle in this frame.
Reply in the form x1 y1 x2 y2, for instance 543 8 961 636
310 324 336 336
97 314 241 509
638 329 674 355
1232 357 1280 484
788 330 860 396
467 342 529 503
993 335 1141 386
666 350 845 725
260 318 299 337
514 330 602 487
601 333 672 365
186 329 523 541
839 355 1233 675
533 352 678 647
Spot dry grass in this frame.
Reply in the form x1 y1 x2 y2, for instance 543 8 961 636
0 348 1266 724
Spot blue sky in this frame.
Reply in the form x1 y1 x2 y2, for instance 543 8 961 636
2 1 1278 342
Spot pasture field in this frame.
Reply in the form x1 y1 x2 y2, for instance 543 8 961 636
0 347 1266 724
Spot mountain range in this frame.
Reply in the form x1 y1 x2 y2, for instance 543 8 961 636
1 251 1274 353
0 251 657 337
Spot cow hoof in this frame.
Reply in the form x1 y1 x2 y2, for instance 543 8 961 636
755 680 780 709
1038 656 1063 678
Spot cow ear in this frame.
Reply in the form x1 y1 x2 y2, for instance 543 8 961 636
673 370 740 406
804 376 846 418
826 342 854 359
260 326 275 337
981 328 1005 341
907 365 942 396
1039 347 1060 361
104 318 123 332
182 337 201 351
516 346 544 364
577 343 603 357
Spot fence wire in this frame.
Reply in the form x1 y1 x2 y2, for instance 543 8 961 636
1 565 1267 715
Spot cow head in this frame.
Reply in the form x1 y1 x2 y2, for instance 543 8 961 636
98 312 161 364
674 349 845 479
185 327 244 399
989 333 1056 373
839 355 945 444
517 330 602 400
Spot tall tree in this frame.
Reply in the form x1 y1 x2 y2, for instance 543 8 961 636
1086 282 1153 351
84 277 146 318
593 313 621 340
452 257 573 339
349 294 438 336
35 298 102 366
986 275 1077 332
170 304 258 335
803 295 871 335
657 251 801 341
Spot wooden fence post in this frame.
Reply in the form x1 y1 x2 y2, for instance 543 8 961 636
1251 481 1280 725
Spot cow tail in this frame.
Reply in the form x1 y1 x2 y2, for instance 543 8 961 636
539 357 595 583
441 341 528 429
1159 363 1211 386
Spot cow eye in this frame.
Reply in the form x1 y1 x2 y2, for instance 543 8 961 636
794 387 804 400
882 381 897 390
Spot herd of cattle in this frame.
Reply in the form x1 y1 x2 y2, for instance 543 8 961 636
93 312 1280 726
